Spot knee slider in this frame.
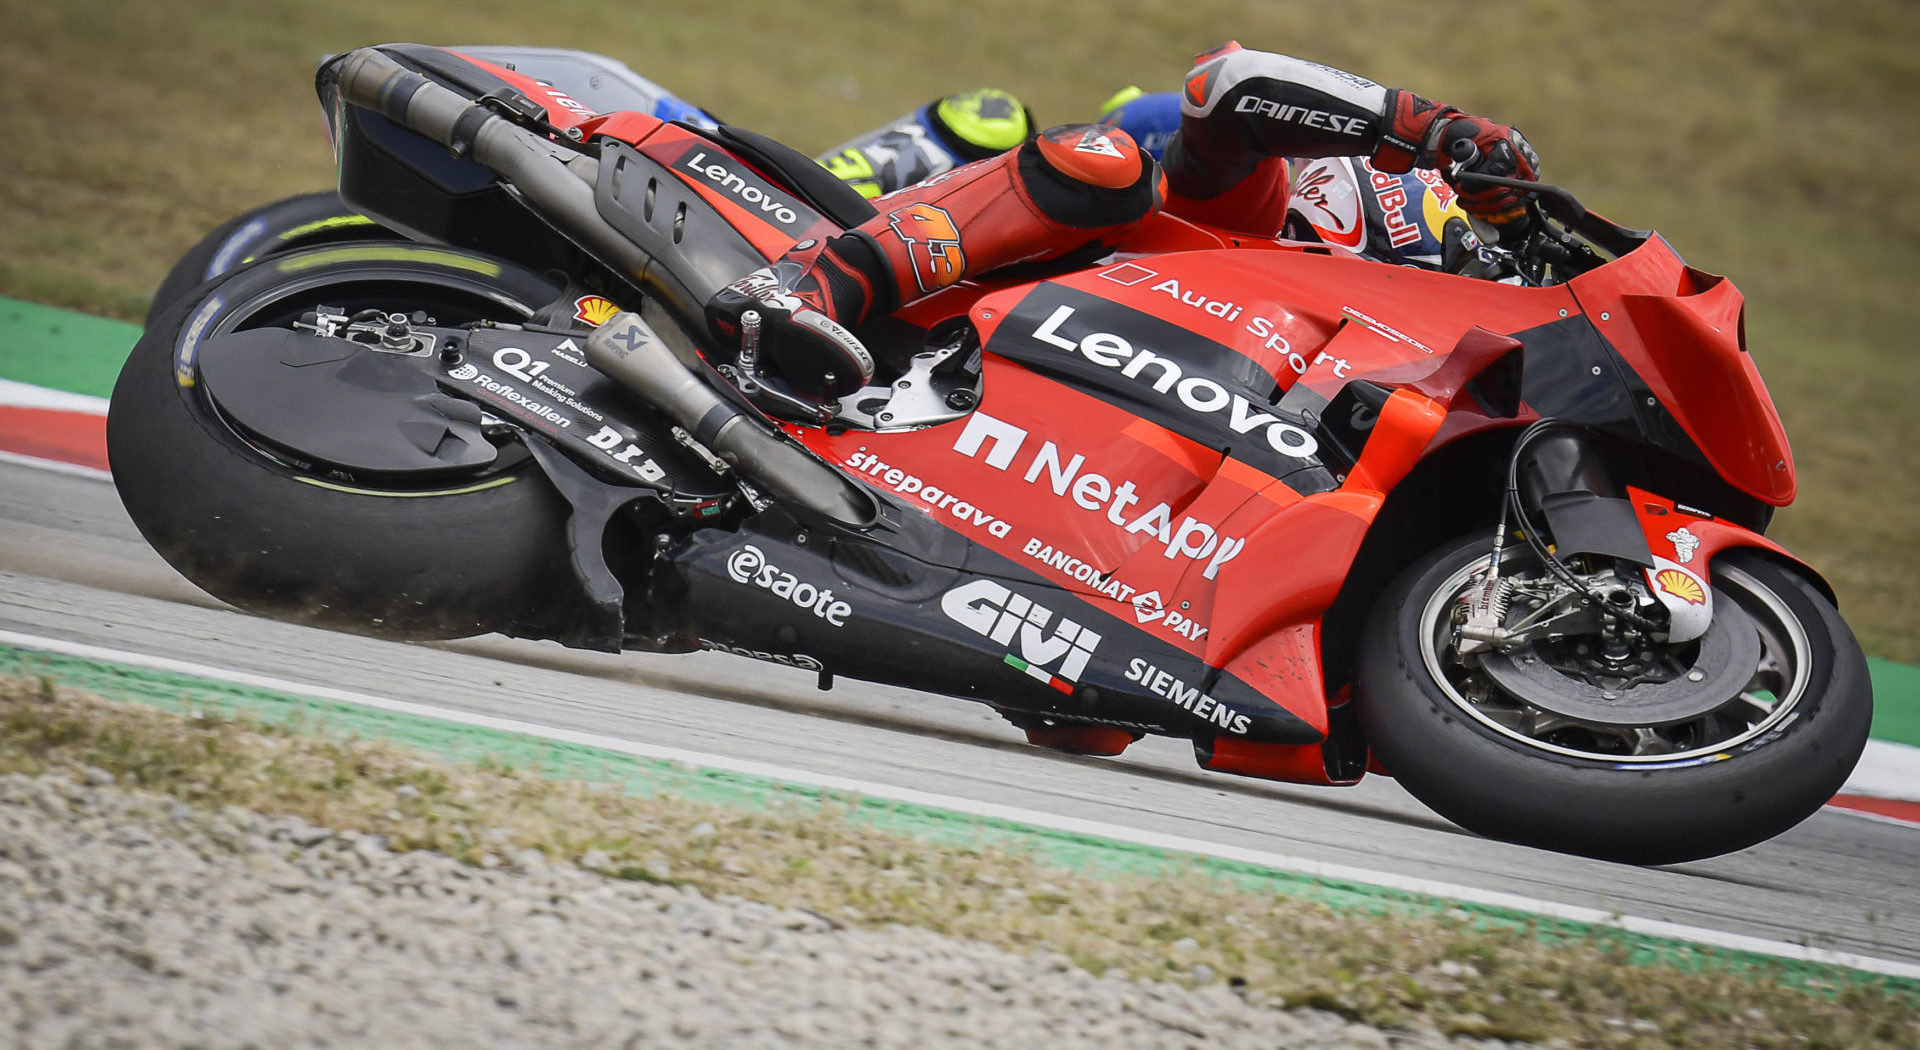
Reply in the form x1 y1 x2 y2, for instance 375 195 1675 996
1021 124 1163 229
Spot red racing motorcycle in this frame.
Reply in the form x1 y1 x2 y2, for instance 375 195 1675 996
107 43 1871 865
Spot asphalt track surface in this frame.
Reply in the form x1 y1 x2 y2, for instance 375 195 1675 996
3 456 1917 971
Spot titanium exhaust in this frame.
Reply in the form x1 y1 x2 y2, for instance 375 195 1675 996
584 311 876 528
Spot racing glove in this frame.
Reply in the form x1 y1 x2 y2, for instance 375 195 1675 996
1376 89 1539 227
705 251 877 405
1435 117 1541 227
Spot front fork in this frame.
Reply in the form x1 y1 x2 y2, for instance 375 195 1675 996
1465 425 1815 653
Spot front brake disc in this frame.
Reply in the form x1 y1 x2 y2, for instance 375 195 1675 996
1477 598 1763 727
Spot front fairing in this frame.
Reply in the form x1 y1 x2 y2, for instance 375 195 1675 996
1564 235 1795 505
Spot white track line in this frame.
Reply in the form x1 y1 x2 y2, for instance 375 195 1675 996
1845 741 1920 803
2 627 1917 981
0 378 109 414
0 448 112 482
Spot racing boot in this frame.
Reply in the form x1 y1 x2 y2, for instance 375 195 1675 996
816 88 1034 199
1162 41 1540 235
709 123 1165 408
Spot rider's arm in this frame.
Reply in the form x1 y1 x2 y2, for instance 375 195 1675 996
1165 42 1538 233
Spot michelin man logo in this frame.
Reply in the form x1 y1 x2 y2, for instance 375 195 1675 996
1666 526 1701 564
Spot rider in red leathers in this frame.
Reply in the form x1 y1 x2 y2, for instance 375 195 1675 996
707 42 1540 407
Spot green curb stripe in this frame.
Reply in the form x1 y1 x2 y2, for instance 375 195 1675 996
2 642 1914 996
1868 658 1920 745
2 291 1919 749
0 296 141 399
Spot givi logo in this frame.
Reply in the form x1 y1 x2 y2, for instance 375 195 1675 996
940 580 1101 692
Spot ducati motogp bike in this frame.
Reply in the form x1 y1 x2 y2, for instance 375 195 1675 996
107 42 1872 865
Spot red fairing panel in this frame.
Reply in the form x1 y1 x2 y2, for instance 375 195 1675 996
1039 248 1575 401
802 358 1242 649
452 52 604 132
1629 487 1805 577
636 125 843 259
792 352 1448 735
1570 239 1796 506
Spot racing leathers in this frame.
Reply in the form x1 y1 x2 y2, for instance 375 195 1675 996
706 42 1539 406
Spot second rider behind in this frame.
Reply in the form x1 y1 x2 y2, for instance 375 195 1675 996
707 41 1541 408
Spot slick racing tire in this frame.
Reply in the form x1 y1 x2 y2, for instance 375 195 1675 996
1355 534 1872 865
146 191 396 328
110 241 573 641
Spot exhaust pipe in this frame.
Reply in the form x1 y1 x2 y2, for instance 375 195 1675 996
585 312 876 528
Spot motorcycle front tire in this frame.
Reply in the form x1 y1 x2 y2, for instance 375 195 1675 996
1355 534 1872 866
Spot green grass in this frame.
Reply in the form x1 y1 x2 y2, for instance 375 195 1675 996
1 0 1916 658
6 673 1916 1049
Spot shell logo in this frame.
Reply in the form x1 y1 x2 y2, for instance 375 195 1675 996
573 295 621 327
1654 568 1706 605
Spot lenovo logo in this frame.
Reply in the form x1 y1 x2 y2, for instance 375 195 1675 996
676 149 811 233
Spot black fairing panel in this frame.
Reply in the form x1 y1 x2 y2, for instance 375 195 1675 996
1515 314 1712 473
707 123 879 230
450 325 733 499
658 511 1322 745
983 282 1338 494
333 106 582 272
594 138 779 320
377 43 537 110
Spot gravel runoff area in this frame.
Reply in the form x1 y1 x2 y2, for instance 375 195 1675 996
0 769 1542 1050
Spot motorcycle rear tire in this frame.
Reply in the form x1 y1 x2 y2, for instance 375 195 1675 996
110 241 574 641
146 191 395 329
1355 533 1872 865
